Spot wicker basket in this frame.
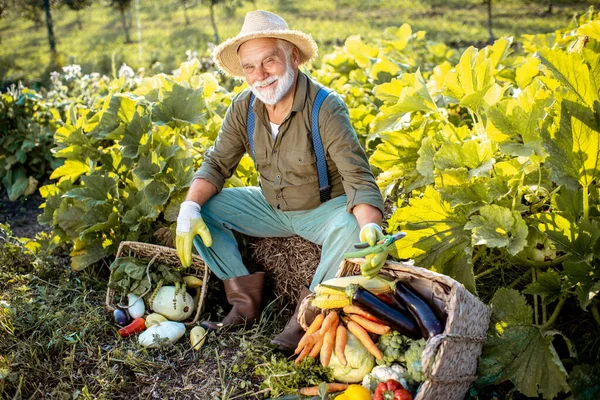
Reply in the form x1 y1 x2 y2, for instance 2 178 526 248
299 258 490 400
105 241 210 326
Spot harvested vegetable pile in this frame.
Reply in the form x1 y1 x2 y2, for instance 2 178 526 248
251 236 321 303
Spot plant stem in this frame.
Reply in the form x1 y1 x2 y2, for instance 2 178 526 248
542 302 547 325
532 268 539 325
583 185 589 219
521 254 570 270
512 171 525 211
540 292 569 331
507 270 531 289
475 264 502 280
591 303 600 331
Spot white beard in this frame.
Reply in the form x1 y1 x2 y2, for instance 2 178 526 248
249 60 296 106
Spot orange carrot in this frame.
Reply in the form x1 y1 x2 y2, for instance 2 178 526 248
318 311 339 338
347 320 383 360
295 313 325 354
299 383 349 396
320 325 336 366
348 314 391 335
295 341 314 364
309 337 324 359
343 305 385 323
335 325 348 366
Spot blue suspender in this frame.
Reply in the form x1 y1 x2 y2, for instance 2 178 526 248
246 87 333 203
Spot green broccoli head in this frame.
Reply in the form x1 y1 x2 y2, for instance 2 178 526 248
404 338 427 384
376 331 410 366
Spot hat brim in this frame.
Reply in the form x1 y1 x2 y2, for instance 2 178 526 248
213 30 318 77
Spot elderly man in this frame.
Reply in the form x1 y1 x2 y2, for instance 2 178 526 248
175 10 387 353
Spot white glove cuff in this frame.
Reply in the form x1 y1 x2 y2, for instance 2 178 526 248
176 201 202 234
360 223 383 236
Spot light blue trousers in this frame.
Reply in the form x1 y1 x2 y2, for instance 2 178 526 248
193 187 360 291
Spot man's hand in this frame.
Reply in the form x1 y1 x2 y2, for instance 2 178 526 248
358 223 390 278
176 201 213 268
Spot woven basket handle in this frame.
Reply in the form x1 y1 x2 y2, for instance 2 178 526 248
421 333 487 383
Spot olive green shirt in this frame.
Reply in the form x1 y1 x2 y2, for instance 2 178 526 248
193 72 384 215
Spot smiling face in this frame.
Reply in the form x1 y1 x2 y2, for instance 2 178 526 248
238 38 299 105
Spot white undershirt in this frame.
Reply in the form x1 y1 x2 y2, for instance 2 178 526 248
270 122 280 140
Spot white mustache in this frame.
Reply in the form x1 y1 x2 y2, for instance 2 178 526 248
254 76 278 88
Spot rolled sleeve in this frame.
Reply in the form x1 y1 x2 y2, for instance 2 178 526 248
192 96 247 192
320 94 384 216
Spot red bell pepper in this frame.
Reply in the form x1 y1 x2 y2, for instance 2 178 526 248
118 317 146 338
374 379 413 400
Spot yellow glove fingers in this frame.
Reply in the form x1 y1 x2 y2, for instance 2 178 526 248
183 236 193 267
176 235 184 266
365 228 378 246
196 225 213 248
176 234 190 268
371 251 388 269
191 218 213 248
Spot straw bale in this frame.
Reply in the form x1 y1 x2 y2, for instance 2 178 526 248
250 236 321 303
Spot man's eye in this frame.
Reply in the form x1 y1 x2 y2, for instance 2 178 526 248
264 58 274 65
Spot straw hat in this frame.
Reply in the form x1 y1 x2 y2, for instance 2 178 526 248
213 10 318 77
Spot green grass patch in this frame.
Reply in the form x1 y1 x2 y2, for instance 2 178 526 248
0 224 301 399
0 0 594 85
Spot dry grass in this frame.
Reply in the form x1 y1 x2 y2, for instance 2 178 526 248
251 237 321 304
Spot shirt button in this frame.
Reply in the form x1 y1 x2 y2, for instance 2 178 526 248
276 194 281 199
273 149 277 154
276 175 281 180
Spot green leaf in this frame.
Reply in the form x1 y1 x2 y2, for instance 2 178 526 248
477 325 570 399
63 174 119 208
164 191 187 223
70 239 112 271
123 199 159 231
563 260 600 309
553 187 583 221
91 95 136 140
465 205 528 255
489 288 532 327
537 215 600 262
133 154 161 181
121 112 152 158
390 187 475 293
542 100 600 190
568 363 600 400
477 288 570 399
152 83 206 125
49 160 90 183
56 201 86 238
371 130 422 175
2 168 29 201
523 269 563 305
144 179 170 207
537 48 599 106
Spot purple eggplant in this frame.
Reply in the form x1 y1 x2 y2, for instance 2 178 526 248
394 283 444 339
113 308 131 326
352 286 422 339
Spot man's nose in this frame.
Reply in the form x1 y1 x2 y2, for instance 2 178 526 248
255 65 268 81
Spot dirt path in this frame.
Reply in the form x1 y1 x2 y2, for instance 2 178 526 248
0 191 51 238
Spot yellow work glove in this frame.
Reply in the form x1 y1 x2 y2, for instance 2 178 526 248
176 201 212 268
358 223 389 278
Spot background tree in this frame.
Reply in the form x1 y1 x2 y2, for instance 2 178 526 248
484 0 494 43
179 0 199 25
63 0 93 30
44 0 58 60
109 0 132 43
0 0 15 43
16 0 44 29
202 0 245 44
